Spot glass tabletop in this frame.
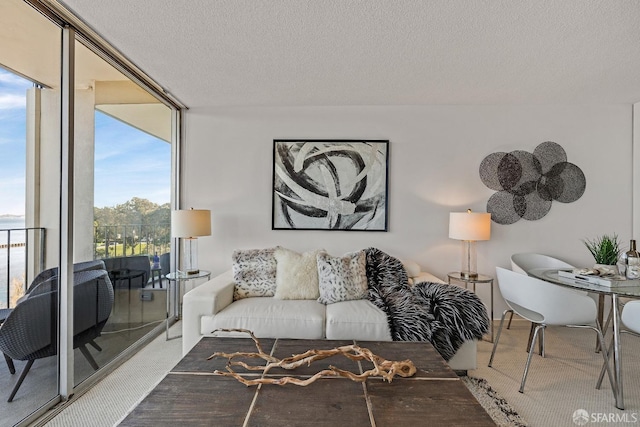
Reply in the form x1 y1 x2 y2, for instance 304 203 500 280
528 268 640 297
447 272 493 283
165 270 211 281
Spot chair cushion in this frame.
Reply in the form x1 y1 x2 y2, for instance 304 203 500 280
202 297 325 339
325 300 391 341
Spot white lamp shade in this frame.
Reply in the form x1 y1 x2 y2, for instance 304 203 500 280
171 209 212 238
449 211 491 241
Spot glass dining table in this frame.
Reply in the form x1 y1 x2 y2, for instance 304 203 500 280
528 268 640 410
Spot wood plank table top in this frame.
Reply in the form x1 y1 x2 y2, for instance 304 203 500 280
121 337 496 427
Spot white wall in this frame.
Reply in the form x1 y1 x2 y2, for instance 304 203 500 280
183 105 633 317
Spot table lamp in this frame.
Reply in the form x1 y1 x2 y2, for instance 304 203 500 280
449 209 491 279
171 208 211 275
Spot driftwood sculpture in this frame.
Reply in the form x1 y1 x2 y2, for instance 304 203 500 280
208 329 417 386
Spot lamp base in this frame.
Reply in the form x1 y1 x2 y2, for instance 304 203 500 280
181 238 200 276
460 271 479 280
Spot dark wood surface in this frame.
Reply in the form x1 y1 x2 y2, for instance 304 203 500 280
121 337 496 426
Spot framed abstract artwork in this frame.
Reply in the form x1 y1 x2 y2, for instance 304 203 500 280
272 139 389 231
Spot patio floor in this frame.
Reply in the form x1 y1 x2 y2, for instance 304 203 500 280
0 286 167 426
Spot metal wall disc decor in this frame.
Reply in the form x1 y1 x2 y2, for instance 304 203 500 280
479 141 586 225
272 139 389 231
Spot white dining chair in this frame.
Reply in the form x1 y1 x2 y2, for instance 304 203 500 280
510 253 575 353
596 300 640 390
489 267 615 394
510 253 574 275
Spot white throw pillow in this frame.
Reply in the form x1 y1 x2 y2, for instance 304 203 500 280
317 250 368 305
273 248 323 300
232 247 279 300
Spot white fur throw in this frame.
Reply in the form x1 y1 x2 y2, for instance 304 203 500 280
273 248 323 300
317 251 368 305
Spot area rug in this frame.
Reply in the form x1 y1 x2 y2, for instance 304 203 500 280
462 376 528 427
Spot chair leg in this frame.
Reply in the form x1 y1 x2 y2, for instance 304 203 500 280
4 353 15 375
78 345 100 371
88 340 102 352
520 324 545 393
8 360 34 402
506 311 514 329
488 309 512 367
526 322 545 356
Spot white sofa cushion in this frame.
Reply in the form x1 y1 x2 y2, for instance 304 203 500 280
202 297 326 339
325 300 392 341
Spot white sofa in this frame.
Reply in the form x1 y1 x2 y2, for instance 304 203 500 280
182 269 478 372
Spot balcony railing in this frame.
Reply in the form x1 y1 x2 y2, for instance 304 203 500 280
93 223 171 260
0 227 45 309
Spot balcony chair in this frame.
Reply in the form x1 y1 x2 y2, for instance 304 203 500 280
102 255 150 289
510 253 575 353
159 252 171 287
596 300 640 391
489 267 615 395
0 269 114 402
0 260 105 328
25 259 105 294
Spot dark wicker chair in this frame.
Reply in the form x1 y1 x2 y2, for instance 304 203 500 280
0 269 114 402
25 260 105 294
0 259 106 356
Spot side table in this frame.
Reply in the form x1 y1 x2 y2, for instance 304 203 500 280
447 272 494 342
165 270 211 340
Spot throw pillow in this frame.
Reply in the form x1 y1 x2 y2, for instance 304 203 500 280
317 250 368 305
232 247 279 300
273 248 323 300
401 259 421 285
401 259 421 278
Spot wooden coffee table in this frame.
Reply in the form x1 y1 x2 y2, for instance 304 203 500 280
121 337 496 426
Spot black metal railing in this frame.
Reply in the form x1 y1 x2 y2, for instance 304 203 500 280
0 227 45 309
93 223 170 260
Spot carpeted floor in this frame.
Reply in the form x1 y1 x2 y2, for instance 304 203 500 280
44 318 640 427
472 319 640 427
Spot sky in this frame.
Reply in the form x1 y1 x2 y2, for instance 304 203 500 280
0 67 171 215
0 69 30 215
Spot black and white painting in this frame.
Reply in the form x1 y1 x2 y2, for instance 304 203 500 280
272 140 389 231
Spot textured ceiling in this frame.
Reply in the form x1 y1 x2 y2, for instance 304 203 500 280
58 0 640 108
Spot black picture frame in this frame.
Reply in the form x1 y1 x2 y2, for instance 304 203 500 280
272 139 389 231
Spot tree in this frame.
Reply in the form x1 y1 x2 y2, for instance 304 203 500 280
94 198 171 258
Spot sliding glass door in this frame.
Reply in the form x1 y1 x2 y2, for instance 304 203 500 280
73 39 173 386
0 0 62 424
0 1 179 425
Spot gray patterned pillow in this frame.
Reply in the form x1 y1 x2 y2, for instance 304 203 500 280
232 247 279 300
317 250 368 305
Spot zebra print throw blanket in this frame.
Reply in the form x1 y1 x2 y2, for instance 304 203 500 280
364 248 489 361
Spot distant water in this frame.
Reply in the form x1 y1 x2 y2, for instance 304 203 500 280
0 217 26 308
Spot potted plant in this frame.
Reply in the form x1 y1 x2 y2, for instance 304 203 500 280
583 234 621 273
